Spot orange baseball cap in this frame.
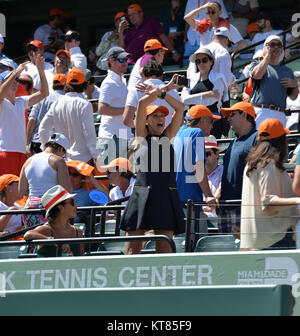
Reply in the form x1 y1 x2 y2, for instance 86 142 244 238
27 40 44 50
56 49 71 59
128 3 143 12
247 22 258 34
67 68 86 85
66 161 94 176
187 105 221 121
146 105 169 117
0 174 19 192
144 39 168 52
49 8 69 18
221 101 255 119
258 118 290 140
100 157 132 172
53 74 67 86
114 12 128 21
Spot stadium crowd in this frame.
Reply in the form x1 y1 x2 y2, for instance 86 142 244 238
0 1 300 254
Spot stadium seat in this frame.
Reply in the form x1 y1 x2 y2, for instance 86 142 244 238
0 245 24 259
194 235 240 252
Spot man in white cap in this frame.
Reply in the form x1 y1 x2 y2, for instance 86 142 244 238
250 35 298 127
184 1 246 52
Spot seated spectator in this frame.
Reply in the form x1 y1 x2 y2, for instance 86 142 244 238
181 47 229 138
160 0 186 64
33 8 68 62
22 40 53 92
203 135 224 223
26 74 66 156
231 0 259 38
124 60 180 129
64 30 87 71
19 133 72 228
0 56 49 176
100 157 135 205
183 0 229 60
119 3 180 65
238 22 258 59
24 185 84 257
96 12 129 71
241 118 298 250
87 45 101 75
127 38 168 91
250 35 298 128
286 71 300 129
0 174 23 235
251 12 290 54
45 49 71 91
184 1 246 53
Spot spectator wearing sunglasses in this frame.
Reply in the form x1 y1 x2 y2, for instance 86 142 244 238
250 35 298 128
64 30 87 72
21 40 53 92
24 184 84 257
219 102 257 236
181 47 229 139
97 47 132 165
184 1 246 53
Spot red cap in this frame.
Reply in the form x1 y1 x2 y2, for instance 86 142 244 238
27 40 44 50
187 105 221 121
258 118 290 140
128 3 143 12
146 105 169 117
221 101 256 119
49 8 69 18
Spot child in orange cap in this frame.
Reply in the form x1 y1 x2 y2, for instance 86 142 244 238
240 118 299 250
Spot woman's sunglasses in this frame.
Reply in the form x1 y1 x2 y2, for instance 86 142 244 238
207 10 216 15
205 151 212 158
117 58 128 63
195 57 209 64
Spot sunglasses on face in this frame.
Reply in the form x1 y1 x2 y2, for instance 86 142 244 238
207 10 216 15
117 58 128 63
27 46 38 52
267 42 282 48
195 57 209 65
69 172 81 178
206 151 213 158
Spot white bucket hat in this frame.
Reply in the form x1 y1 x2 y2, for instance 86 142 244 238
42 185 76 217
189 47 214 63
205 135 225 152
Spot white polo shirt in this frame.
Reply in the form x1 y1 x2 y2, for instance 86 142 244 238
38 92 98 162
0 96 29 154
126 78 181 128
98 70 132 140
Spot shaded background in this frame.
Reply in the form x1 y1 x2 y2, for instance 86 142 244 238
0 0 298 61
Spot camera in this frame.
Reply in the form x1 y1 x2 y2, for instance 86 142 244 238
175 76 190 87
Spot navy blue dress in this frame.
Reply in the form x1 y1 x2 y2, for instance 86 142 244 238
120 133 185 234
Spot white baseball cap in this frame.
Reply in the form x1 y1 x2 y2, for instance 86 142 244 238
47 133 70 151
264 35 282 46
0 58 15 70
214 27 230 38
42 185 76 217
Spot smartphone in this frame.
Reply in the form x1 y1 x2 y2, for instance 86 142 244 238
175 76 190 87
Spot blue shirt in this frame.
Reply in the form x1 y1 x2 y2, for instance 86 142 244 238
174 125 205 202
72 188 98 223
250 60 295 109
220 127 257 202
